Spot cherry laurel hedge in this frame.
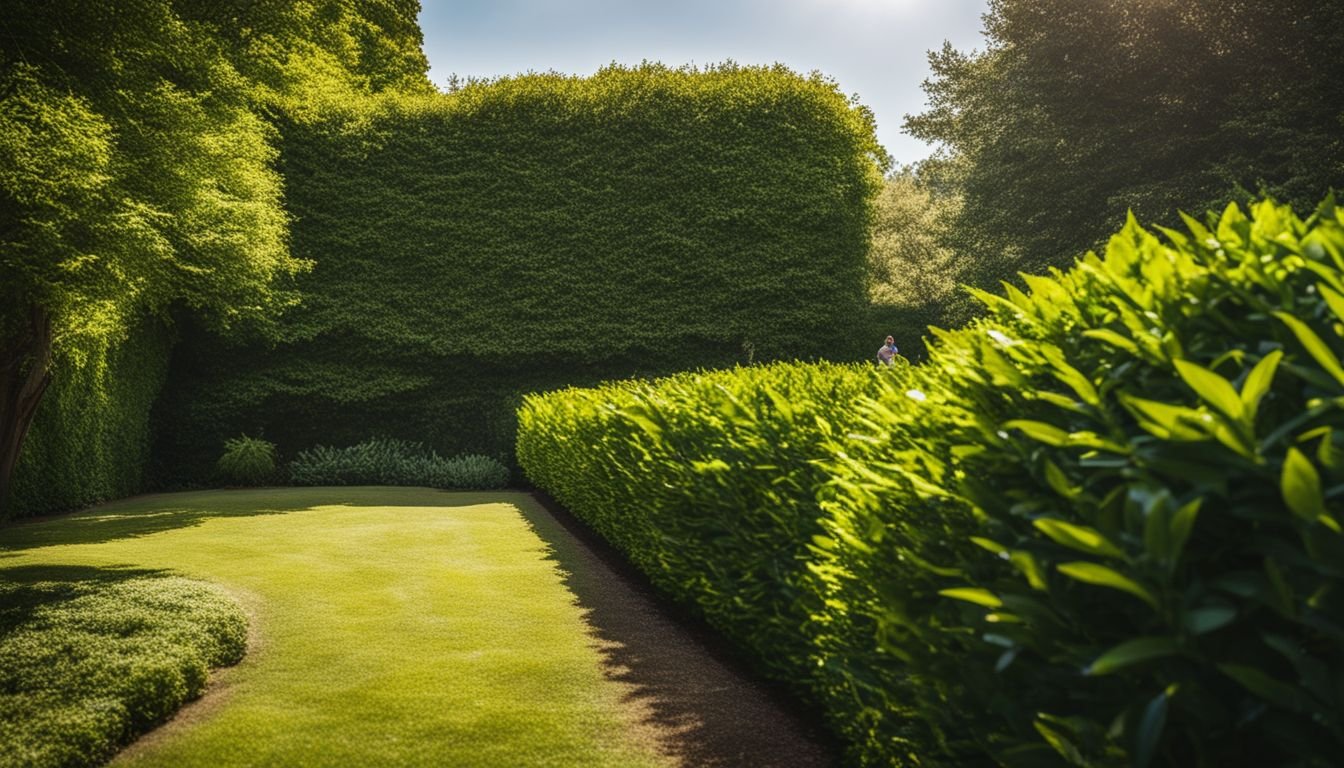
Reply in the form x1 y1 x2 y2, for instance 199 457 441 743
517 198 1344 767
155 64 884 481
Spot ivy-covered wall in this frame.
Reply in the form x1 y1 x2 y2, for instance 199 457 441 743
155 63 886 480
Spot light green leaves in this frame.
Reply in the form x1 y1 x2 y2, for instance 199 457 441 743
1118 394 1210 442
1173 358 1243 422
1274 311 1344 388
1281 447 1338 531
1086 637 1180 675
1034 519 1124 558
1240 350 1283 420
1004 419 1069 446
1057 562 1159 610
939 588 1003 608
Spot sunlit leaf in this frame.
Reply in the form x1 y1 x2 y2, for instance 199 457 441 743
1034 519 1125 558
1274 311 1344 388
939 588 1003 609
1057 562 1159 609
1086 637 1180 675
1282 447 1327 523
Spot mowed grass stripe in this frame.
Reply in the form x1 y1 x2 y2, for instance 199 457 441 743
0 488 668 768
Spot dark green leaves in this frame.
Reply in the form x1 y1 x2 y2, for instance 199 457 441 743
1086 637 1181 675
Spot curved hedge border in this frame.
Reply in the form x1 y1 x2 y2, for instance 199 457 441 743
156 63 885 482
0 572 247 768
517 197 1344 766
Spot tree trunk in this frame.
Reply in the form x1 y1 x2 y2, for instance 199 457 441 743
0 305 53 517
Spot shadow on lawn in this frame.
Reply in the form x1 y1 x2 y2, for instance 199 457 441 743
0 487 510 554
0 563 170 634
0 494 293 554
518 492 837 768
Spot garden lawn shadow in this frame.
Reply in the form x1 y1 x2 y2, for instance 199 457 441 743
518 492 836 768
0 487 831 767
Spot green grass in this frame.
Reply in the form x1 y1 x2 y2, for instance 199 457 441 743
0 488 670 767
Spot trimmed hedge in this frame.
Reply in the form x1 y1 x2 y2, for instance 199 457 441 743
9 321 172 517
287 437 509 489
517 197 1344 766
0 571 247 768
154 63 886 483
519 361 886 682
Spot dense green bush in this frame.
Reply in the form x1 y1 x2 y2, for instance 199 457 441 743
215 436 278 486
0 0 428 519
289 437 509 489
8 321 172 517
0 571 247 768
518 197 1344 767
862 198 1344 766
155 62 886 483
517 362 908 748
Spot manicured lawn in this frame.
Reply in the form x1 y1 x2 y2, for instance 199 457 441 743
0 488 670 767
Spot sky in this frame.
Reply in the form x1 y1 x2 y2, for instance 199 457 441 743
416 0 990 167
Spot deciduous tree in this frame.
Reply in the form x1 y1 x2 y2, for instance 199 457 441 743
907 0 1344 278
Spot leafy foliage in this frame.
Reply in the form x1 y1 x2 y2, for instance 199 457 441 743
288 437 509 489
517 362 913 762
0 0 428 517
216 435 278 486
872 197 1344 766
0 570 247 768
9 322 172 517
867 170 961 311
156 63 886 482
519 197 1344 766
906 0 1344 280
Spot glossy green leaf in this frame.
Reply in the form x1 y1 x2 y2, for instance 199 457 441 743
1057 562 1159 609
1274 311 1344 388
1004 419 1070 447
1034 519 1125 558
1010 550 1050 591
1118 394 1211 441
1173 358 1244 422
1319 282 1344 325
971 536 1008 555
1167 498 1201 563
1240 349 1283 420
1042 348 1100 406
1282 447 1327 523
1134 688 1171 768
1085 637 1180 675
1033 717 1085 766
1043 460 1081 500
940 588 1002 608
1082 328 1141 356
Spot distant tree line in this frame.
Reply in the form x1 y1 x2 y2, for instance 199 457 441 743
882 0 1344 298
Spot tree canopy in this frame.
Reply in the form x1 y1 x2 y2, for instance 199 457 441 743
0 0 429 513
906 0 1344 277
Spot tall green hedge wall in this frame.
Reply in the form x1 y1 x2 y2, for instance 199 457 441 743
517 197 1344 766
155 63 885 480
10 320 172 516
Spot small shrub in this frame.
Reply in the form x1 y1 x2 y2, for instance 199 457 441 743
215 435 277 486
288 438 509 489
435 454 510 490
0 573 247 768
